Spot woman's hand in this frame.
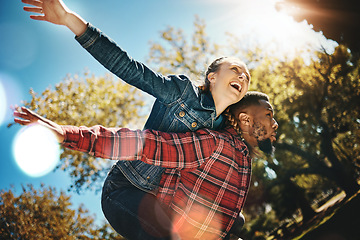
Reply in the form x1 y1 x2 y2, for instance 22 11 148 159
22 0 70 26
14 107 65 143
22 0 87 36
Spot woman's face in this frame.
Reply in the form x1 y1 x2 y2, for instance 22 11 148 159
208 58 250 106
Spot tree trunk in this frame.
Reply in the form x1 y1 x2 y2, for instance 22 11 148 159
320 125 360 196
290 180 317 222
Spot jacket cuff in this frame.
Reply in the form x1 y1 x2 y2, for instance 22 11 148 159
75 23 99 49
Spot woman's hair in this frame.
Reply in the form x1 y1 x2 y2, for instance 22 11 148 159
223 91 270 156
199 57 250 92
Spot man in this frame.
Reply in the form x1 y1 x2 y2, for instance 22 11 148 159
14 91 278 240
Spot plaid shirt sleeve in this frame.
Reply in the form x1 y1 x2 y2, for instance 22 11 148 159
61 125 217 169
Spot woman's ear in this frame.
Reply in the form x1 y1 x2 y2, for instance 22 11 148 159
207 72 216 83
238 113 251 126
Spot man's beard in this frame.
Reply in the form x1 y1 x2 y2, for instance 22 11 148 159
258 138 275 155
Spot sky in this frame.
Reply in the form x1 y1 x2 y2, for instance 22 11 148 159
0 0 337 227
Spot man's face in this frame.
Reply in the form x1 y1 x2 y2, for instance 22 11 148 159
250 100 278 154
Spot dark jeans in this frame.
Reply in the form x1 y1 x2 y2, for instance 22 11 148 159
101 165 172 240
101 165 244 240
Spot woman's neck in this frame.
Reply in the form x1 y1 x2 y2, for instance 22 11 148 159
215 104 227 118
213 95 232 118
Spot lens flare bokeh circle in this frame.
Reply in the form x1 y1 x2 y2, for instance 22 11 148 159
12 124 60 177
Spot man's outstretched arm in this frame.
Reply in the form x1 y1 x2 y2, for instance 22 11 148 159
61 124 217 169
14 107 217 169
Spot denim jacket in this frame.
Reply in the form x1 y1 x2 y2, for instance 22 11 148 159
75 24 225 194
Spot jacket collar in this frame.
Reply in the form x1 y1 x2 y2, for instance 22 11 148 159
199 90 217 119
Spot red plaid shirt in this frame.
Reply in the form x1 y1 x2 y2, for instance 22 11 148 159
62 125 251 239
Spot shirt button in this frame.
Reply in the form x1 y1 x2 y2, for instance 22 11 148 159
147 176 150 180
191 122 197 128
179 111 185 117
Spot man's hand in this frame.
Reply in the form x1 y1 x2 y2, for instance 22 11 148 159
22 0 87 36
14 107 65 143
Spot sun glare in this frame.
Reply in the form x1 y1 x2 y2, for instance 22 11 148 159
211 0 336 59
12 124 60 177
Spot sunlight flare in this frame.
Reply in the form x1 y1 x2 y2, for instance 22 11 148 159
12 124 60 177
210 0 336 58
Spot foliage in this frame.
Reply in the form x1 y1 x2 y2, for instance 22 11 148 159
0 184 124 239
147 16 222 85
249 45 360 224
15 73 147 192
241 209 280 240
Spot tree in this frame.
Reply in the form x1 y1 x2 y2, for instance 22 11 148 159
251 44 360 198
12 73 147 192
0 184 124 239
285 45 359 195
238 44 359 237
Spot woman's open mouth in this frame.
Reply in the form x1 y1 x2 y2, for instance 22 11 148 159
230 82 242 92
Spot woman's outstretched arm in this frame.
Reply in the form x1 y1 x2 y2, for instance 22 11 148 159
22 0 87 36
21 0 186 103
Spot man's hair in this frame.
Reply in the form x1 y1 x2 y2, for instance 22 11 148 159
230 91 269 112
224 91 270 131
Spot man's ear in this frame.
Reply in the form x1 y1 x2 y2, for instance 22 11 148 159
238 113 251 126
